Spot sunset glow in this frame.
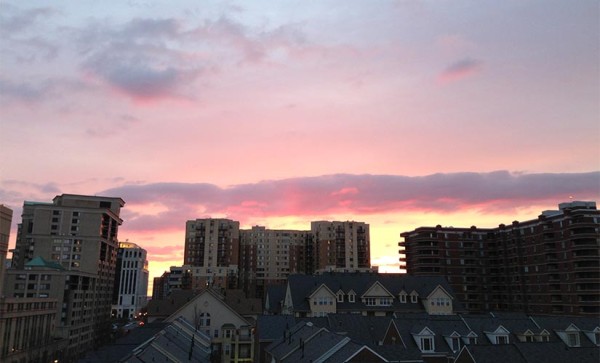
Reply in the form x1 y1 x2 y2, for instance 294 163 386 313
1 1 598 290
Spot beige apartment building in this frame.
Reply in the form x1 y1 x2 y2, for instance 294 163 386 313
8 194 125 360
184 218 240 290
311 221 371 272
239 226 311 298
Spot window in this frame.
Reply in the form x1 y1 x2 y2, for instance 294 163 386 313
496 335 508 344
365 297 376 306
420 337 434 352
337 292 344 303
348 293 355 303
399 294 407 303
411 294 418 303
567 332 580 347
450 337 460 352
200 312 210 327
380 297 392 306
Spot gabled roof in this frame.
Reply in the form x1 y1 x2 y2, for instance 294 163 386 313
308 283 336 299
257 315 297 341
425 285 453 300
286 272 456 313
265 284 287 314
361 281 394 298
484 325 510 335
458 344 528 363
165 288 251 327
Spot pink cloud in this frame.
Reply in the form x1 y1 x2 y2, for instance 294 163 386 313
96 171 599 233
331 187 359 196
438 58 483 83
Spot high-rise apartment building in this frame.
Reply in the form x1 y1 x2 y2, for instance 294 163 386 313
0 205 68 363
177 219 372 298
184 218 240 289
8 194 124 359
112 241 149 319
0 205 13 297
311 221 371 272
239 226 311 297
400 201 600 316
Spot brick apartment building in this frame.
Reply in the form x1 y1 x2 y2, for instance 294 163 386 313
400 201 600 316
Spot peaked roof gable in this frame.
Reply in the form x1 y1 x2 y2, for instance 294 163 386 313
308 283 336 299
485 325 510 335
383 319 406 347
361 281 394 298
414 326 435 336
426 285 453 300
165 288 250 327
342 345 389 363
565 323 580 332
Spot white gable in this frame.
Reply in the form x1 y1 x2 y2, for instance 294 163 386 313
415 327 435 336
487 325 510 335
565 323 580 332
426 285 452 300
361 281 393 298
165 289 249 329
309 284 336 299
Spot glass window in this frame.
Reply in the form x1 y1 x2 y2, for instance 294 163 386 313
421 337 434 352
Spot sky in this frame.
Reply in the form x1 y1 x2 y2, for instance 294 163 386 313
1 1 599 289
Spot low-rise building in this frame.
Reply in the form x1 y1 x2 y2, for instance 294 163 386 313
275 272 460 317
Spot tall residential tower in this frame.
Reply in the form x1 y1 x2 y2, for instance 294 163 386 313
7 194 124 359
400 201 600 316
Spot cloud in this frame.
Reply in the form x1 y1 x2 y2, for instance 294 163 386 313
99 171 600 233
0 77 87 104
0 4 58 33
438 58 483 83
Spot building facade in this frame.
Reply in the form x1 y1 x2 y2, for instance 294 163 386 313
0 205 13 298
112 241 149 319
184 218 240 289
8 194 124 359
311 221 371 272
400 201 600 316
239 226 311 298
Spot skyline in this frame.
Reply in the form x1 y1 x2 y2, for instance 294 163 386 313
1 1 599 284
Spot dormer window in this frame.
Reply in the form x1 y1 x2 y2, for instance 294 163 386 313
348 292 355 303
410 292 418 303
567 332 580 347
414 328 435 353
445 332 461 352
337 292 344 303
420 336 434 352
449 336 460 352
399 292 407 303
496 335 508 344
